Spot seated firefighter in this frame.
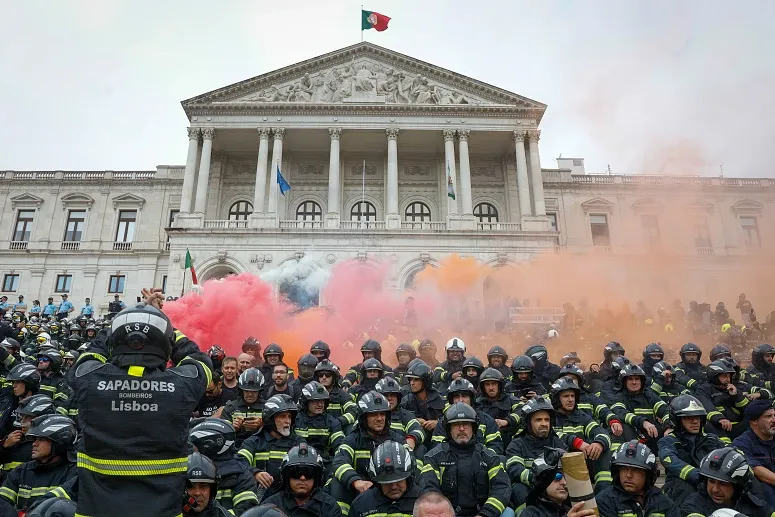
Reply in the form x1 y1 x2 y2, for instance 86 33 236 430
184 452 233 517
521 448 597 517
420 402 511 517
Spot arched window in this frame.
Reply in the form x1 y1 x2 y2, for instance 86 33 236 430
404 202 431 222
474 202 499 223
296 201 322 221
228 201 253 221
350 201 377 221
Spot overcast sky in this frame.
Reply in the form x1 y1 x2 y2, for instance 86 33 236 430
2 1 773 177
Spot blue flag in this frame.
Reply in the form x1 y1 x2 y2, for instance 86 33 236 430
277 165 291 195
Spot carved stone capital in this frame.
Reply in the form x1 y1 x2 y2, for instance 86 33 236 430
201 128 216 140
187 127 200 140
457 129 470 141
386 128 399 140
528 130 541 143
513 130 527 143
442 129 456 142
329 127 342 140
257 127 271 139
272 127 286 139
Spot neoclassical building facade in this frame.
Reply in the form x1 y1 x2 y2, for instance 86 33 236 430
0 43 773 313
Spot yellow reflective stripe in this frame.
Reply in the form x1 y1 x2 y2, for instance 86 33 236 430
39 385 56 394
506 456 524 467
18 486 59 498
687 514 705 517
237 449 253 465
254 451 287 461
232 490 259 505
485 497 505 513
488 464 503 480
633 408 653 415
0 487 17 503
340 444 355 460
1 461 22 471
128 365 145 377
337 502 351 514
174 330 186 343
77 352 107 364
431 435 445 443
49 486 70 500
484 432 500 443
216 489 233 499
335 463 355 481
354 451 371 459
330 431 345 444
679 464 695 480
77 452 187 476
736 398 750 408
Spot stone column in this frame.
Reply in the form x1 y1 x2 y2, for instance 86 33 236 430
266 128 285 220
443 129 458 217
527 129 546 216
180 127 199 213
457 130 473 216
386 128 400 229
252 128 271 214
193 128 215 214
326 128 342 229
513 130 532 217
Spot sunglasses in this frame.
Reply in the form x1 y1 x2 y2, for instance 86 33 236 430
286 466 317 480
39 357 51 363
317 373 332 378
554 472 564 481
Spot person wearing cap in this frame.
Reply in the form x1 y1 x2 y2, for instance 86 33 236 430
80 298 94 318
41 299 56 318
12 296 26 315
0 297 9 313
521 449 597 517
732 399 775 508
55 295 73 321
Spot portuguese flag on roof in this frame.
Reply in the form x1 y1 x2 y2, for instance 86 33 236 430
362 10 391 32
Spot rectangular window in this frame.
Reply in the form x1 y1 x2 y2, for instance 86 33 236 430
167 210 179 241
740 216 760 248
55 274 72 293
693 217 712 248
641 214 660 248
589 214 610 246
161 275 168 294
64 210 86 242
547 213 558 232
108 275 125 294
115 210 137 243
13 210 35 241
2 274 19 292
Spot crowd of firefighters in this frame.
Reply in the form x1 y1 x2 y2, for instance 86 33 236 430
0 290 772 517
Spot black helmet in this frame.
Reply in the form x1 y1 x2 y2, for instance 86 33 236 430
669 394 707 431
395 343 416 362
362 357 384 379
280 443 325 488
208 345 225 370
7 363 41 394
299 381 329 408
297 353 318 370
478 367 505 394
242 336 260 354
404 359 433 390
374 377 402 404
487 345 509 363
443 402 478 437
263 343 284 361
446 378 477 404
361 339 383 361
604 341 626 361
651 361 674 386
560 352 581 367
313 359 340 384
709 344 732 361
550 377 580 410
699 447 751 490
511 355 534 373
238 368 266 393
310 340 330 360
1 337 20 352
262 394 298 430
680 342 702 362
619 363 647 391
109 303 173 360
526 448 565 506
525 345 548 366
418 339 436 351
611 440 658 487
642 342 665 361
357 390 390 416
752 343 775 370
189 418 236 458
707 359 736 384
26 415 76 455
14 394 55 429
611 356 630 378
26 498 77 517
369 440 414 484
721 357 741 383
461 356 485 378
240 505 290 517
39 350 63 372
187 451 219 486
521 396 556 433
558 363 584 385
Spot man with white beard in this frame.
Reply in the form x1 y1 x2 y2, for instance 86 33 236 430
237 394 304 502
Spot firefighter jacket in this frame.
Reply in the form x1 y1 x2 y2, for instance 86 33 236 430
430 408 504 455
0 456 77 513
221 398 265 446
0 439 32 476
554 408 611 452
597 484 679 517
505 430 569 485
70 328 211 517
577 390 618 428
327 388 358 428
679 488 774 517
342 362 393 389
331 426 406 492
349 482 422 517
399 389 445 448
533 361 561 393
649 379 690 404
609 388 671 432
674 362 707 389
237 429 304 497
263 486 341 517
487 364 512 383
211 454 260 515
475 392 521 433
184 500 233 517
505 378 547 398
521 498 571 517
419 439 510 517
294 411 345 464
388 407 425 446
694 381 756 433
432 358 466 388
38 372 69 404
392 365 408 386
658 430 724 493
741 364 775 390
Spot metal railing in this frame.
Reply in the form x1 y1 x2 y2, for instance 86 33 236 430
203 220 248 229
112 242 132 251
60 241 80 251
8 241 27 250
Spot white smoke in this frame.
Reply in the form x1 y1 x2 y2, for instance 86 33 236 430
260 256 331 306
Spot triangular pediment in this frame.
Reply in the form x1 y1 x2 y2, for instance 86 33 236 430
581 197 615 212
182 43 546 117
112 193 146 209
10 193 44 209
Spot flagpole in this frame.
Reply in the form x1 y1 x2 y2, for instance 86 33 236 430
361 159 366 227
361 5 364 42
181 267 186 297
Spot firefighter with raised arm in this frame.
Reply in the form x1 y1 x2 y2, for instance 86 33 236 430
69 289 212 517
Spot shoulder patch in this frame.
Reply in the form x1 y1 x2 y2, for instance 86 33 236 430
75 361 106 378
170 363 199 379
